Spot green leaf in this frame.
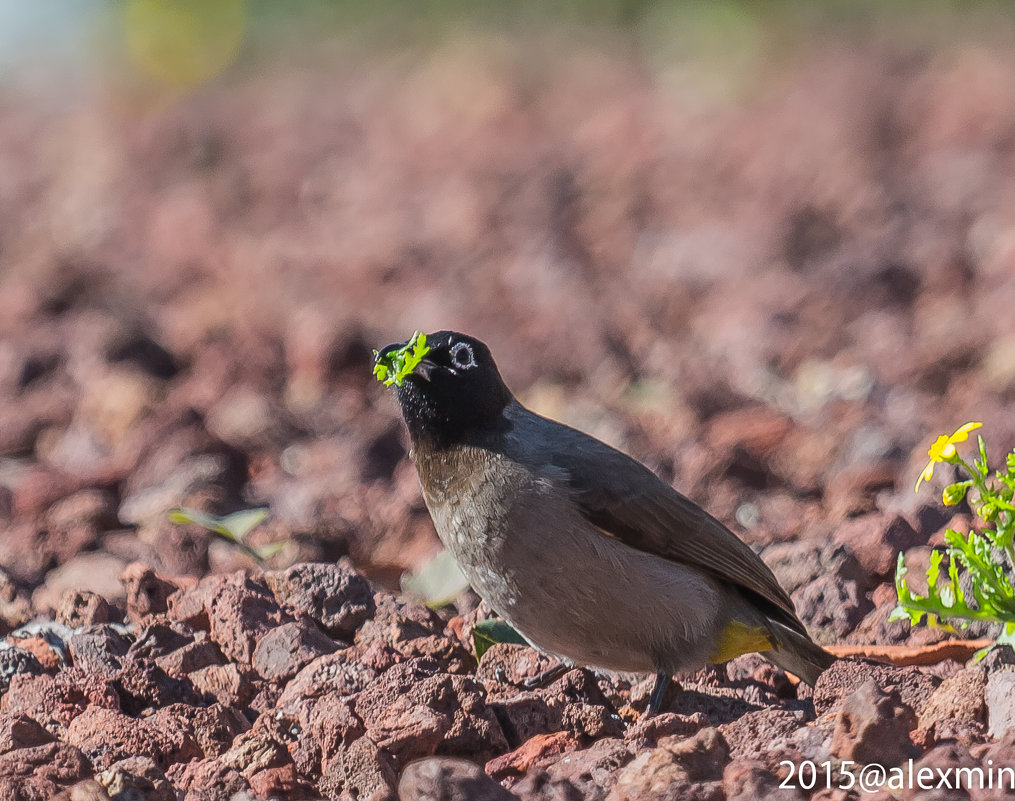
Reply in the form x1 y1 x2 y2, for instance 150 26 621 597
888 603 916 623
168 506 281 563
168 508 223 533
254 541 288 561
373 331 430 387
219 508 270 541
473 618 527 660
926 548 943 590
402 549 470 609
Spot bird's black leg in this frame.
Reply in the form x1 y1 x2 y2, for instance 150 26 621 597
646 670 671 716
520 661 570 690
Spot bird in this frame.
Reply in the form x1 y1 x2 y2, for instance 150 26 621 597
376 330 834 714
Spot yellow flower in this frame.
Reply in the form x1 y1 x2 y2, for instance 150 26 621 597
915 422 982 492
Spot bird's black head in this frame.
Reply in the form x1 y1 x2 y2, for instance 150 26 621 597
377 331 513 449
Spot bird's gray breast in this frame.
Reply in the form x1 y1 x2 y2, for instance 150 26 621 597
412 444 550 613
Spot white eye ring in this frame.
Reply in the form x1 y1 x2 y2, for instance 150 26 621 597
449 342 476 370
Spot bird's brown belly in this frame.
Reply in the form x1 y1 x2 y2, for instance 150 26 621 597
427 477 726 675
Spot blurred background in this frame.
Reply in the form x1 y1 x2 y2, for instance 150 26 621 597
2 1 1015 634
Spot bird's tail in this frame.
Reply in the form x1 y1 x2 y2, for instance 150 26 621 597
763 624 836 686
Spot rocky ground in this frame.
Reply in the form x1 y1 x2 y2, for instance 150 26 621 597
3 10 1015 800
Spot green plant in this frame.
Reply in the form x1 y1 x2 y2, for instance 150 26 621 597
473 617 528 660
168 507 286 563
892 422 1015 660
373 331 430 386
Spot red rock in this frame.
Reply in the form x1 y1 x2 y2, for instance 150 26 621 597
208 577 293 664
916 665 987 745
0 647 45 693
7 634 64 673
624 712 710 750
219 717 289 776
97 755 174 801
791 575 872 637
355 658 507 766
986 670 1015 740
113 656 200 715
154 634 223 676
149 702 249 759
248 679 283 716
476 643 557 692
319 736 397 801
188 663 257 708
2 669 120 736
136 520 211 578
52 778 114 800
166 573 220 630
830 678 917 766
723 759 804 800
907 742 982 800
118 453 232 530
126 621 196 662
278 644 390 706
552 670 625 740
610 729 729 801
251 619 339 682
0 570 33 633
0 712 54 754
813 658 941 718
824 462 899 519
55 591 117 628
509 737 630 799
400 757 517 801
44 489 116 532
661 727 729 781
481 653 623 744
264 560 375 640
844 600 926 647
833 513 923 581
247 762 309 799
725 653 795 700
118 563 182 624
608 747 723 801
64 706 201 770
398 634 476 674
761 541 868 596
165 756 250 800
0 740 92 785
485 731 576 782
280 692 364 775
0 524 65 586
719 709 809 761
34 552 128 615
355 593 444 649
488 693 557 747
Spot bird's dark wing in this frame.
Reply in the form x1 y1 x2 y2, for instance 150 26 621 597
502 406 807 636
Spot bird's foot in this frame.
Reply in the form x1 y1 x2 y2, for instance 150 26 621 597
519 661 570 690
645 670 675 717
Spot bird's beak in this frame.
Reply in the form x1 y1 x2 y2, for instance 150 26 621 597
376 342 437 382
413 359 435 381
377 342 406 361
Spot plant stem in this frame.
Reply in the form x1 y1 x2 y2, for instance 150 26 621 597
957 457 1015 573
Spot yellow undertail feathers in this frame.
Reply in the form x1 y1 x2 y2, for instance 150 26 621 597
709 619 773 663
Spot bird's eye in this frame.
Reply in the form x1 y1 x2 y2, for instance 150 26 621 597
449 342 476 370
